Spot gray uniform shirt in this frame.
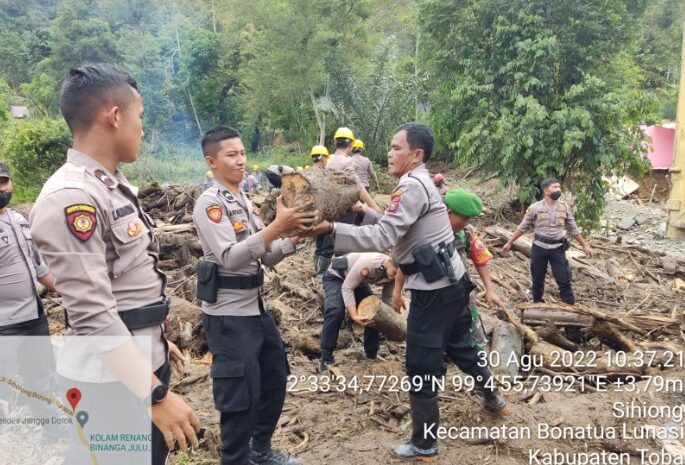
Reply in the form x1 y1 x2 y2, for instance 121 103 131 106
351 154 375 188
333 164 466 291
327 152 362 183
517 199 581 249
193 181 296 316
30 149 167 374
0 209 49 326
328 252 393 308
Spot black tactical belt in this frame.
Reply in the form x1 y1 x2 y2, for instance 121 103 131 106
534 234 564 245
119 297 170 330
218 270 264 289
399 241 455 276
65 297 170 330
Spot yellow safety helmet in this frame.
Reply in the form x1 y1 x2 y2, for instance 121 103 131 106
304 164 310 170
333 127 354 141
252 164 260 171
352 139 365 151
296 166 304 172
205 170 214 178
309 145 329 157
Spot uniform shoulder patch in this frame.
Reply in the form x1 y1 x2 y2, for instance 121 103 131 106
360 267 370 278
386 189 404 214
206 204 223 223
65 204 97 241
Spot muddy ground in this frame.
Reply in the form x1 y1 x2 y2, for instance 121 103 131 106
32 167 685 465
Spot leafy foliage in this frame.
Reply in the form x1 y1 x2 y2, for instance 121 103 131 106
420 0 662 230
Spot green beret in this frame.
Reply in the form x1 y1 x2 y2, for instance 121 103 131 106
444 188 483 217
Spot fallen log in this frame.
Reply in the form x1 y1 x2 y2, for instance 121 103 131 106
591 320 638 353
357 295 407 341
485 226 613 284
535 321 580 352
489 321 523 378
521 308 593 327
517 303 648 336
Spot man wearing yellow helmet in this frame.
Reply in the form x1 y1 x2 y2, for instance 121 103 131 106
201 169 215 190
309 145 329 169
327 128 381 212
351 139 380 192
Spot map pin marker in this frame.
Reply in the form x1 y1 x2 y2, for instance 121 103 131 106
76 411 89 428
66 388 82 411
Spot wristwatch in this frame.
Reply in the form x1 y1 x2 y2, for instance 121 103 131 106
150 383 169 405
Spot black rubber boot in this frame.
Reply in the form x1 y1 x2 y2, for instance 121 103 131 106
250 439 302 465
392 396 439 462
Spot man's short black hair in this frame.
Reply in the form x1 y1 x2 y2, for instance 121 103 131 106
59 63 139 133
201 125 242 157
541 178 560 191
395 122 434 162
335 138 352 149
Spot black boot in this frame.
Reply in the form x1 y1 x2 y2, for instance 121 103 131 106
392 396 439 462
250 439 302 465
319 351 334 373
471 366 509 416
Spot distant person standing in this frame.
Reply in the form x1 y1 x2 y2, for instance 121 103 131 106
433 173 448 198
502 178 592 305
309 145 329 169
326 127 381 212
0 161 58 428
351 139 380 192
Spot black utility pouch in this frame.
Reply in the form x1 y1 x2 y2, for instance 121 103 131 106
412 243 446 283
562 237 571 251
331 257 349 271
196 259 219 303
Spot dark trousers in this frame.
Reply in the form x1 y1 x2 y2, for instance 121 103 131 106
59 358 171 465
203 310 288 465
0 314 55 418
320 273 380 358
405 276 493 399
530 244 575 305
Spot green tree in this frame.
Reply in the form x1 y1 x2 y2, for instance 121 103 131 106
420 0 658 231
2 118 71 189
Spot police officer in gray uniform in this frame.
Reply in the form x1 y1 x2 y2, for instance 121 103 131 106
319 252 397 372
0 162 57 423
193 126 316 465
503 178 592 305
308 123 507 461
30 63 200 464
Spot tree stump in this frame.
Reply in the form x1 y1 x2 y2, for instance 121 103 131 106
357 295 407 341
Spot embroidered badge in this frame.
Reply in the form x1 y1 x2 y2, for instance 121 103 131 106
232 220 247 232
206 205 223 223
360 267 370 279
94 169 115 187
127 222 142 237
65 204 97 241
386 189 404 214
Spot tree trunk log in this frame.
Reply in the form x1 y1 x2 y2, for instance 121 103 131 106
489 321 523 378
260 169 361 225
535 321 580 352
358 295 407 341
591 320 638 353
521 308 593 327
